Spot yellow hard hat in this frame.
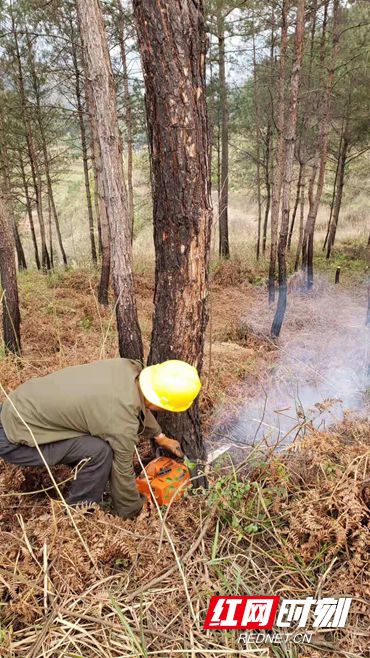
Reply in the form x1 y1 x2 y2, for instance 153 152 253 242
139 360 201 412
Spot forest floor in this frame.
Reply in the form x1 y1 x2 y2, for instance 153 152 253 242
0 256 369 657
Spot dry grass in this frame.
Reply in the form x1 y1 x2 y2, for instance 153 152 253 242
19 155 369 274
0 268 267 431
0 268 154 392
0 268 369 657
0 419 368 657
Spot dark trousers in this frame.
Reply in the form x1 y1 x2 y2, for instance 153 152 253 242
0 406 113 506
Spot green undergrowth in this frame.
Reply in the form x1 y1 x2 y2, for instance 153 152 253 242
199 421 369 657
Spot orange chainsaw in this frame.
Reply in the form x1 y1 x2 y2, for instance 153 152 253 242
136 454 191 506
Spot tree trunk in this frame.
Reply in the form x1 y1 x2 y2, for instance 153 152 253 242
287 162 303 250
207 53 215 181
85 74 111 305
303 0 339 289
95 186 103 257
268 0 288 302
326 136 348 258
117 0 135 241
0 192 21 355
271 0 305 338
47 194 54 268
11 15 50 271
262 19 275 255
217 11 230 259
77 0 143 360
14 224 27 271
323 128 343 251
97 197 110 305
133 0 212 464
326 80 352 256
33 172 49 272
293 0 317 253
19 152 40 269
262 120 272 254
47 176 67 266
0 90 27 272
252 12 262 261
81 26 111 303
301 158 317 270
0 188 27 275
69 12 98 266
217 116 221 206
294 164 306 271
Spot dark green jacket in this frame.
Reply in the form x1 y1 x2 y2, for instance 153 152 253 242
1 358 162 518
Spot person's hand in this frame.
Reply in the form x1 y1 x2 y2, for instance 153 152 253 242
155 433 184 459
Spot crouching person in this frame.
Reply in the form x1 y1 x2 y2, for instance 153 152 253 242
0 359 201 519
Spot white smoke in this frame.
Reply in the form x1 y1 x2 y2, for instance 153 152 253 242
211 277 369 449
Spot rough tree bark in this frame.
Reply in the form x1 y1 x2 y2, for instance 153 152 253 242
217 10 230 259
271 0 305 338
76 0 142 359
133 0 212 463
77 6 110 302
268 0 288 302
85 73 111 305
0 192 21 355
117 0 135 240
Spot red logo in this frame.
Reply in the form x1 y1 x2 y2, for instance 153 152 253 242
204 596 280 630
